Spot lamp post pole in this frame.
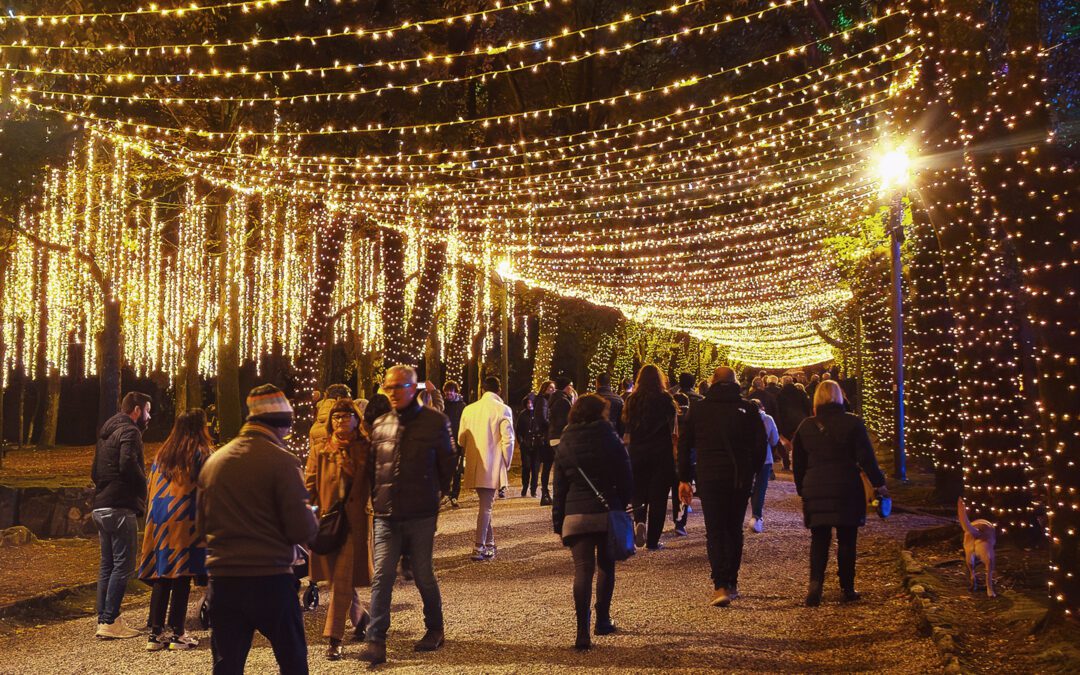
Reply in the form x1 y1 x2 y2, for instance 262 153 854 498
493 270 510 397
888 193 907 481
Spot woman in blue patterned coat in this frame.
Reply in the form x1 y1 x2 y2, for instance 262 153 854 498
138 408 214 651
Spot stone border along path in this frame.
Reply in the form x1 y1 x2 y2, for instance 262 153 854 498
0 475 944 674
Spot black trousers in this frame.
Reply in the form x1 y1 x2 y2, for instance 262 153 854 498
520 445 539 495
698 482 752 590
631 450 674 548
670 475 687 528
567 533 615 633
209 574 308 675
809 525 858 591
148 577 192 635
449 450 464 500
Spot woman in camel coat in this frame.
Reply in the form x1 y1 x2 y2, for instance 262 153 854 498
305 398 374 660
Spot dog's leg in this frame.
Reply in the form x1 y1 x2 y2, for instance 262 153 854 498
967 554 978 592
985 558 996 598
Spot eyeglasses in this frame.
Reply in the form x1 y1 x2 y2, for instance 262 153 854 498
330 413 355 421
383 383 416 391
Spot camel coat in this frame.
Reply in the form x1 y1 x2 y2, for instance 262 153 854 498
304 433 373 586
459 392 515 491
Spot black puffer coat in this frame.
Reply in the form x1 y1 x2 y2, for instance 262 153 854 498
678 382 766 491
776 383 812 439
369 399 456 520
792 403 886 528
551 420 633 536
91 413 147 516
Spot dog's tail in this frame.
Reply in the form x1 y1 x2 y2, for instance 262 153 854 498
957 497 980 538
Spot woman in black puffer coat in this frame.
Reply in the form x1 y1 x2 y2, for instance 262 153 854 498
792 381 888 607
552 394 633 652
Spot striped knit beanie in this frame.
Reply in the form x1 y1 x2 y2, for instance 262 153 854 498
246 384 294 427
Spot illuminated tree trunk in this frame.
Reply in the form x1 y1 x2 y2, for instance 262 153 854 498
445 264 478 385
97 297 122 426
290 214 348 456
403 241 447 368
531 294 559 392
380 229 407 368
212 200 242 441
176 323 202 412
0 254 7 462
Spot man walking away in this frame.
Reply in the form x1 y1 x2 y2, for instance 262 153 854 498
542 377 574 506
678 368 766 608
360 366 456 666
458 377 515 561
594 373 625 437
442 381 466 507
92 391 152 639
776 375 812 470
197 384 319 675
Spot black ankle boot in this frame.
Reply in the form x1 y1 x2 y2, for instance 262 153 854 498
805 582 823 607
594 617 617 635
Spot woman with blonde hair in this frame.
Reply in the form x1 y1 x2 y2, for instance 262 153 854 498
305 398 374 660
792 380 888 606
138 408 214 651
622 364 680 550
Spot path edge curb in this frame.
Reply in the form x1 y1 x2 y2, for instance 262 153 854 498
899 548 964 674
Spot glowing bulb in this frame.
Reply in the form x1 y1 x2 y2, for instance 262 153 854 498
874 143 912 191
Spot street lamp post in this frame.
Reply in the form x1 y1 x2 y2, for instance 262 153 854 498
875 144 912 481
888 193 907 481
494 261 512 398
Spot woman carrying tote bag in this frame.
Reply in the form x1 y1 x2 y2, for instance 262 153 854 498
552 394 634 651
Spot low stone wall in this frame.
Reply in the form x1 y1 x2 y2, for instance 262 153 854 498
0 485 97 538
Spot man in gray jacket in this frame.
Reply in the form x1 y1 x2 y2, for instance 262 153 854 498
197 384 318 675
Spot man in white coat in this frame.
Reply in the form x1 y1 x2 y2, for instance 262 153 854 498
458 376 515 561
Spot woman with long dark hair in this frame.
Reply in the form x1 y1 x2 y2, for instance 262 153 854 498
552 394 633 650
305 398 374 660
622 365 680 550
138 408 214 651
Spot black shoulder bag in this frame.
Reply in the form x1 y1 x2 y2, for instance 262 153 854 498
576 466 635 562
310 472 351 555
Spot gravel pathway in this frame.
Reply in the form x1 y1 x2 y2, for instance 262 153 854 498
0 473 942 673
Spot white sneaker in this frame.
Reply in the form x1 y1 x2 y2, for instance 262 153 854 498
752 518 764 533
97 618 141 639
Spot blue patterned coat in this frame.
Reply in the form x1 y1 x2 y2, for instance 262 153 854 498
138 454 209 579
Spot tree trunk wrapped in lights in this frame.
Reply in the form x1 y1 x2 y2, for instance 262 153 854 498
531 294 559 392
403 241 447 369
445 263 478 386
380 228 408 368
290 212 349 458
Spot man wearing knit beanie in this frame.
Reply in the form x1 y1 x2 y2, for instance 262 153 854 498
198 384 317 674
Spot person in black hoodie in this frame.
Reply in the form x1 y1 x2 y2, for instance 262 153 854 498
552 394 633 651
776 375 812 470
594 373 625 437
91 391 152 639
622 365 679 551
515 393 546 498
677 367 766 608
442 381 467 507
793 380 887 607
542 377 573 506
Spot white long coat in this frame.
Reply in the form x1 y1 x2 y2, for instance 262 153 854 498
459 392 515 491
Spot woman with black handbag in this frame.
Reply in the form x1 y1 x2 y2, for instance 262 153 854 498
304 398 374 660
552 394 634 651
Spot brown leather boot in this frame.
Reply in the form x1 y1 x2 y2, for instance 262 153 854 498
414 628 445 652
710 587 732 607
358 641 387 665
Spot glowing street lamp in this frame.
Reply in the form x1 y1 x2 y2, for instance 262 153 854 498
873 140 915 481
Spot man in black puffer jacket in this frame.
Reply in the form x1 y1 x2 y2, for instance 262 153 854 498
91 391 152 639
541 376 574 506
361 365 456 666
677 367 766 608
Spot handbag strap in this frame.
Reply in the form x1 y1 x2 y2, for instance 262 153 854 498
575 466 611 511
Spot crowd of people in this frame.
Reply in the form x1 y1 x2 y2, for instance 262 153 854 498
88 363 888 672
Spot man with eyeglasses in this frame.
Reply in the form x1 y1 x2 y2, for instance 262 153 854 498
360 365 456 666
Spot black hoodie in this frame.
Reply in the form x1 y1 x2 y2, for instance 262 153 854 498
91 413 148 515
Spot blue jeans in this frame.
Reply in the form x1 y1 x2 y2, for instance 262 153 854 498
750 464 772 519
93 507 138 624
367 516 442 643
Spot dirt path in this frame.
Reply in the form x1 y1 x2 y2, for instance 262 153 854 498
0 474 943 674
